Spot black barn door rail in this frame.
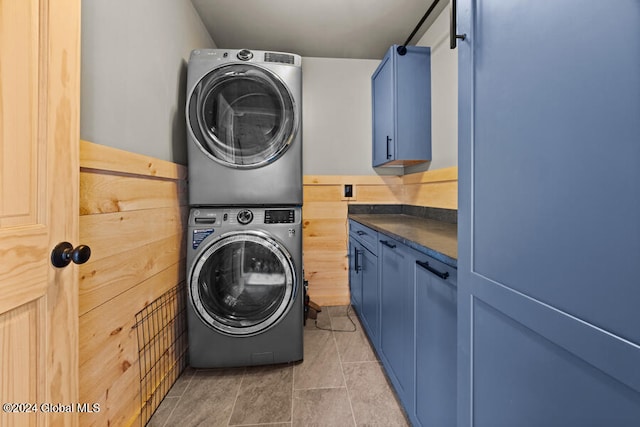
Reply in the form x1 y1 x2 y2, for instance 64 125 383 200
396 0 466 55
450 0 467 49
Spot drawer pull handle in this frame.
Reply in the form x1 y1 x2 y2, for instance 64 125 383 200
354 249 363 272
416 260 450 280
356 230 366 236
380 240 396 249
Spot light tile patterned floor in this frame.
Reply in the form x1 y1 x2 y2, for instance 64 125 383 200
149 306 409 426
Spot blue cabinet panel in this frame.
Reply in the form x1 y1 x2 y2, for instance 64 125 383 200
372 54 394 167
458 1 640 426
349 222 379 346
372 45 431 168
470 0 640 346
360 246 379 345
474 297 640 427
348 238 362 311
415 256 457 427
379 237 414 414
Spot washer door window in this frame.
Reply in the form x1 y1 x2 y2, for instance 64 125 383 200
190 231 296 336
188 63 297 168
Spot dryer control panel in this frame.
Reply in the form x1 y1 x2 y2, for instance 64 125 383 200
264 209 295 224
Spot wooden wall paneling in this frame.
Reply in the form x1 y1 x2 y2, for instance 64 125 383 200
303 217 348 238
304 235 348 253
80 140 187 180
401 166 458 184
79 265 185 424
80 171 187 215
302 170 458 306
303 186 350 305
304 252 349 287
79 262 184 371
79 357 140 427
352 184 404 204
303 201 347 219
79 140 187 426
80 292 184 427
402 166 458 209
403 181 458 209
303 175 403 186
79 233 184 316
303 185 343 203
79 206 186 263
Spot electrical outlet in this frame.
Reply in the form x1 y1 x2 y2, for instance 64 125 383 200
342 184 356 201
344 184 353 198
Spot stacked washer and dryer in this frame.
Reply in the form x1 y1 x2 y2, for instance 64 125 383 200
185 48 304 368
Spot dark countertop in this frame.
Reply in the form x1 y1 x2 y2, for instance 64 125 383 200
349 213 458 268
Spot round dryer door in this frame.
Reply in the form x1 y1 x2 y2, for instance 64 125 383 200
188 63 297 168
189 230 296 336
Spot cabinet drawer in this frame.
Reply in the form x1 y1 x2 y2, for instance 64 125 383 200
349 220 378 254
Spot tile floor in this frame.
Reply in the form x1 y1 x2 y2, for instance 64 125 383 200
149 306 409 426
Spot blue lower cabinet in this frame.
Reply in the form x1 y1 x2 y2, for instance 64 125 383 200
414 252 457 427
349 220 458 426
379 237 415 415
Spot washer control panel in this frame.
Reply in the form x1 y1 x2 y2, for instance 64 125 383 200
190 208 298 226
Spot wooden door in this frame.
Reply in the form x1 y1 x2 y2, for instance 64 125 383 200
0 0 80 426
457 1 640 425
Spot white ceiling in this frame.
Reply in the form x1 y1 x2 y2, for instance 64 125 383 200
191 0 447 60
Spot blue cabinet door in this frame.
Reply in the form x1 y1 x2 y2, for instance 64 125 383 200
360 245 379 346
372 45 431 168
414 256 456 427
379 237 414 414
372 53 394 166
458 1 640 426
348 236 363 311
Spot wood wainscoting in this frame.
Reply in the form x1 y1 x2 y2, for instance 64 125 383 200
303 167 457 306
78 141 187 426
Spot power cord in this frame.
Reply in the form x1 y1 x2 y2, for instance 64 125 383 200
314 304 357 332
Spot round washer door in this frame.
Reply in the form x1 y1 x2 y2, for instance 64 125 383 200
187 63 297 169
189 230 296 336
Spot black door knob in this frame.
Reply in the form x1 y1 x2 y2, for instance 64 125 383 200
51 242 92 268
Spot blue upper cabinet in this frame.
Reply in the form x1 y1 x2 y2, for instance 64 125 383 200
457 1 640 426
371 45 431 168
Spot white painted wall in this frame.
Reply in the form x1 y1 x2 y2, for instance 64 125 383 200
81 0 215 164
301 57 379 175
410 3 458 172
302 4 457 175
81 2 455 172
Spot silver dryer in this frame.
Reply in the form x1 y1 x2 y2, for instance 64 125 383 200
186 48 302 206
